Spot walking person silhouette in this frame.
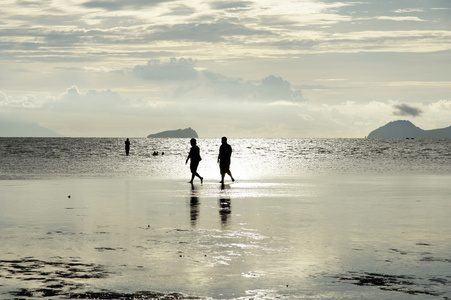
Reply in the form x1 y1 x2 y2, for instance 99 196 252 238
186 138 203 184
218 136 235 184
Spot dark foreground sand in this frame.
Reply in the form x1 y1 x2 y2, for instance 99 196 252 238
1 175 451 299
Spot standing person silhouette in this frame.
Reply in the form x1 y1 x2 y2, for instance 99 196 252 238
125 138 130 156
218 136 235 184
186 138 203 184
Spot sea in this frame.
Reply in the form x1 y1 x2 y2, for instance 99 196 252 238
1 137 451 179
1 137 451 299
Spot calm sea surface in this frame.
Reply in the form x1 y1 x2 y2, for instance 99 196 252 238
1 138 451 179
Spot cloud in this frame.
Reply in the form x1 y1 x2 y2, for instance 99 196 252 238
0 91 7 102
1 83 449 138
253 75 303 102
393 8 425 14
133 58 199 81
168 71 303 103
187 71 252 100
374 16 425 22
2 0 450 70
0 91 43 109
210 1 253 11
163 5 196 16
393 103 423 117
82 0 173 10
148 21 273 42
46 86 130 113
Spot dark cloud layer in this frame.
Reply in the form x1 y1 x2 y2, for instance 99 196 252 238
393 103 423 117
210 1 254 11
82 0 173 10
255 75 298 101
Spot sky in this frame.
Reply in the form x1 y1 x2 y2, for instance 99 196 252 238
0 0 450 138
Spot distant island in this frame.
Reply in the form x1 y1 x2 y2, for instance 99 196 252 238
147 127 198 138
368 120 451 138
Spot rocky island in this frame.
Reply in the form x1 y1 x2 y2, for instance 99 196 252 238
147 127 198 138
367 120 451 138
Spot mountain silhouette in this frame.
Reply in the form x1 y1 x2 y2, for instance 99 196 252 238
147 127 198 138
368 120 451 138
0 120 62 137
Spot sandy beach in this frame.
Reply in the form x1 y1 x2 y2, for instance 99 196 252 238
1 174 451 299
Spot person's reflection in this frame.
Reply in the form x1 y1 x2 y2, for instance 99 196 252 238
219 184 231 227
190 184 199 227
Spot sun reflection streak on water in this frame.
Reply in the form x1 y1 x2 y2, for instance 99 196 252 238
2 137 451 179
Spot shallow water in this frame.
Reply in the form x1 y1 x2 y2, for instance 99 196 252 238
1 138 451 179
1 138 451 299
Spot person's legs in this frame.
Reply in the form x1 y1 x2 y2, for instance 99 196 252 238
190 162 199 183
220 163 228 183
189 173 195 183
227 170 235 182
195 173 203 184
189 162 203 184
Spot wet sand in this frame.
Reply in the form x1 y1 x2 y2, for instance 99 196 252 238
1 175 451 299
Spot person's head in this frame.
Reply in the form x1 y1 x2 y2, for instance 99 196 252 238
221 136 227 144
190 138 197 146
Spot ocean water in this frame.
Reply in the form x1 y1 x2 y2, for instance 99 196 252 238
1 137 451 179
1 138 451 299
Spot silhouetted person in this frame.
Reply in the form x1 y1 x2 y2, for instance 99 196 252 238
186 138 203 184
125 138 130 156
218 136 235 184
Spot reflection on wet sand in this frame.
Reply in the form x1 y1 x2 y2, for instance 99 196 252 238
189 184 199 227
219 184 231 227
189 183 232 228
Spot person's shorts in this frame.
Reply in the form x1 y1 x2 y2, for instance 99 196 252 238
220 161 230 173
190 162 199 173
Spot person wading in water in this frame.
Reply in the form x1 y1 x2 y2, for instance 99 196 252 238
125 138 130 156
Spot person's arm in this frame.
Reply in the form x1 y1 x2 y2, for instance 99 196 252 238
186 149 191 164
